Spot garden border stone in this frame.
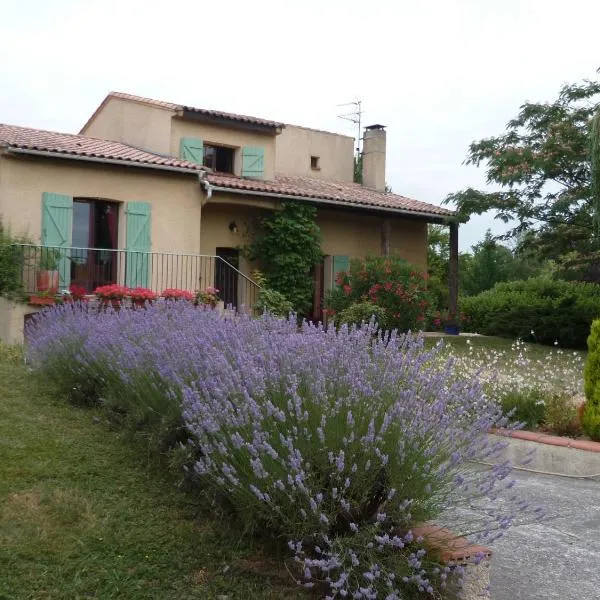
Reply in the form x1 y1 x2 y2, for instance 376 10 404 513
412 524 492 600
488 430 600 478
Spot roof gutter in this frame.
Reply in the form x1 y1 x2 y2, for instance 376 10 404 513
6 146 203 175
205 184 454 221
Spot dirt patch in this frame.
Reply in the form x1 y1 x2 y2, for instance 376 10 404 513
2 485 97 547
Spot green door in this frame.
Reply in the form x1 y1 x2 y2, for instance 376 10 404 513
41 192 73 289
125 202 151 288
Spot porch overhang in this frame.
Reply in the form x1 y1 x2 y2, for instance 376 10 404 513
201 179 452 223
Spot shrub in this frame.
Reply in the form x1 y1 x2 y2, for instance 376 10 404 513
500 389 546 429
583 320 600 440
26 304 540 598
335 301 389 330
0 219 30 300
543 393 579 437
325 255 432 332
251 270 293 317
460 278 600 348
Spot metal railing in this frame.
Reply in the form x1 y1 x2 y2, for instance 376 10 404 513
10 244 261 310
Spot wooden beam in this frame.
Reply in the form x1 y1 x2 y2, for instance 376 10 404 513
448 222 459 320
381 218 391 256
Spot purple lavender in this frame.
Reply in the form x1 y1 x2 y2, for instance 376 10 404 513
26 303 541 597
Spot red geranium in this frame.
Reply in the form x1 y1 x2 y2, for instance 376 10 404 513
162 288 194 301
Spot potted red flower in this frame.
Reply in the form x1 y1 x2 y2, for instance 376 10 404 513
94 284 129 310
195 286 220 308
161 288 194 301
62 284 87 303
128 287 158 308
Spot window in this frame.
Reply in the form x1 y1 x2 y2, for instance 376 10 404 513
311 155 320 170
203 144 234 173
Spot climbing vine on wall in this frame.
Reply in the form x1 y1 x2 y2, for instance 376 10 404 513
245 202 322 316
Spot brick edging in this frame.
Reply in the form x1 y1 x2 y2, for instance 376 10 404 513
403 524 492 564
490 428 600 453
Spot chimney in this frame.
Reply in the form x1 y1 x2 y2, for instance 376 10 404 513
362 124 386 191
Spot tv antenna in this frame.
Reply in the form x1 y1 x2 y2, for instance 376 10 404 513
337 99 363 156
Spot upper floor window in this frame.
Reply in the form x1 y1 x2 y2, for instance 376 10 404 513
311 156 320 170
204 144 234 173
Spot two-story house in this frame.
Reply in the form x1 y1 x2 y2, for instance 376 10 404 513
0 91 458 342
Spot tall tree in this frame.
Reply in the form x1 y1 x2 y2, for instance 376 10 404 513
460 230 515 296
446 75 600 260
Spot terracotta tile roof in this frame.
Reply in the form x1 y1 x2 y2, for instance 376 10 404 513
206 172 454 218
83 92 284 131
0 123 205 172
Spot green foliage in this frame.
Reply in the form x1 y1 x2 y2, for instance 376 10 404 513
37 247 61 271
245 203 322 316
325 255 432 332
0 219 30 300
427 225 449 309
460 230 516 296
446 75 600 261
335 301 389 330
252 271 294 317
500 389 546 430
543 393 579 437
591 109 600 234
460 278 600 348
583 319 600 440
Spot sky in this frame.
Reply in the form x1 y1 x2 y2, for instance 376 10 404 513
1 0 599 251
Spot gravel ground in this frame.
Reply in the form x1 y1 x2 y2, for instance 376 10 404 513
486 470 600 599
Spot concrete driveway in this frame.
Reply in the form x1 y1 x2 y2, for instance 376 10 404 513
488 471 600 599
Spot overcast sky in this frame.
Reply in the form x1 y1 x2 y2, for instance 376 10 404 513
2 0 599 250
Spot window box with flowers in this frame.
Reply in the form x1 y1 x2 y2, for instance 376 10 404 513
161 288 195 302
128 287 158 308
195 286 220 308
94 284 129 310
62 284 88 304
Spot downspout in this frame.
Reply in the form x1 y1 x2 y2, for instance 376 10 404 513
199 172 212 200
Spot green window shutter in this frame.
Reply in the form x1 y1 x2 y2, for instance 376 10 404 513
180 137 204 163
41 192 73 289
333 255 349 285
125 202 151 288
241 146 265 178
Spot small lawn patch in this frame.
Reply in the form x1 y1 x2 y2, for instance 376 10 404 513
0 344 304 600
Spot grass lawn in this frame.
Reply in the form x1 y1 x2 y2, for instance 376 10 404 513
423 333 587 361
0 345 304 600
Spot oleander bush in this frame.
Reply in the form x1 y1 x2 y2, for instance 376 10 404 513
335 301 389 330
26 303 540 598
460 278 600 349
325 256 433 333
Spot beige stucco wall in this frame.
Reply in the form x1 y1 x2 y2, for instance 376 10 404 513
81 97 174 155
275 125 354 182
317 208 427 267
171 119 277 180
0 155 202 254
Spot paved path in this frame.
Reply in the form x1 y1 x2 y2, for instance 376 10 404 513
487 471 600 599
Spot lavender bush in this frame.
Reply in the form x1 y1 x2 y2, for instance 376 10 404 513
26 303 539 598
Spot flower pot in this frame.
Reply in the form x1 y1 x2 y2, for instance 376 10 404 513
29 295 56 306
444 324 460 335
36 270 59 295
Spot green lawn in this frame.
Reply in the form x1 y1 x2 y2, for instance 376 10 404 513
0 345 304 600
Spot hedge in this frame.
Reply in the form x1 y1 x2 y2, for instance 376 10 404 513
460 278 600 349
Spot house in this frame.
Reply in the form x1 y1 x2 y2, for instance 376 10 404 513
0 91 458 342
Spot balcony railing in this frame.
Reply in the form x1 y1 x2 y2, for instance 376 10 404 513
10 244 261 310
